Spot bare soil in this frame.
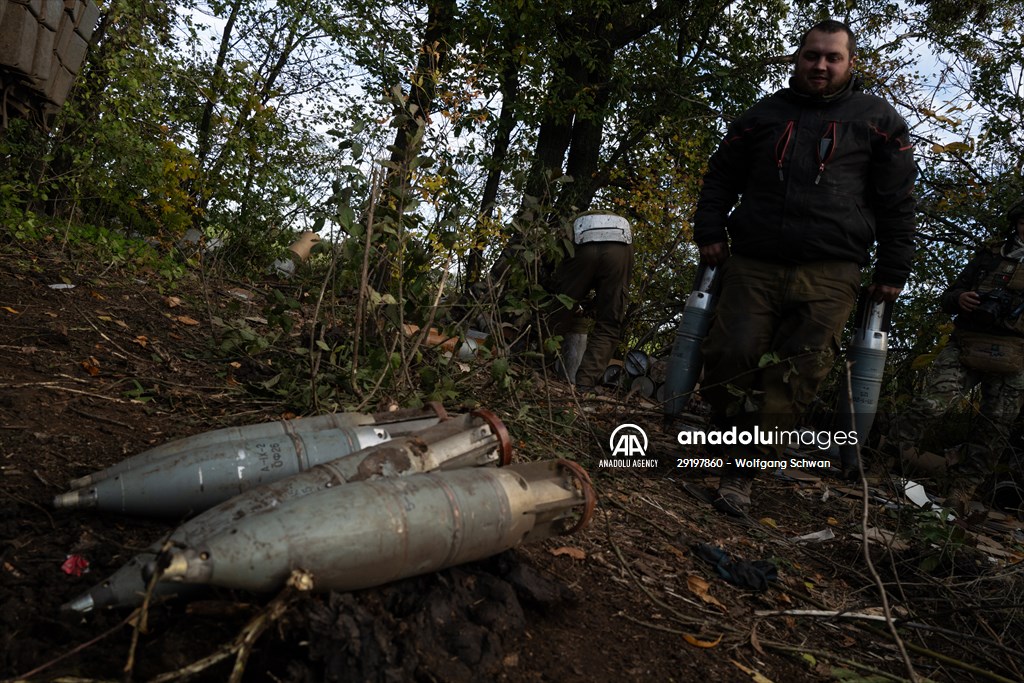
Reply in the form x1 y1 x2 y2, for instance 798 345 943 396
1 238 1023 683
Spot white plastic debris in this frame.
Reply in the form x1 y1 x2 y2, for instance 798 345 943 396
902 478 954 522
789 528 836 544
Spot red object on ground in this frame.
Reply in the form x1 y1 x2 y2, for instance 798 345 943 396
61 555 90 577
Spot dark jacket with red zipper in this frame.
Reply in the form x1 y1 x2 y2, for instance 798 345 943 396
693 77 917 288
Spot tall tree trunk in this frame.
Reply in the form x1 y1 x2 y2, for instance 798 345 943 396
372 0 457 296
385 0 457 195
522 0 693 224
194 0 242 170
522 50 584 208
466 51 521 289
196 15 312 229
555 45 614 216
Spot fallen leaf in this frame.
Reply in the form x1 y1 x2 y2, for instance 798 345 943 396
759 517 777 528
97 315 129 329
550 546 586 561
731 659 774 682
826 516 839 526
686 575 727 611
683 633 722 648
166 296 182 308
1 306 19 314
81 357 101 376
132 336 149 348
749 625 766 656
662 543 687 562
90 291 106 300
175 315 200 326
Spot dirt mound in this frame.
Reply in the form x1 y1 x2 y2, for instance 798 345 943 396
273 556 573 683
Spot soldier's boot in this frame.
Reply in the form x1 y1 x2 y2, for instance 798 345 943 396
714 476 753 517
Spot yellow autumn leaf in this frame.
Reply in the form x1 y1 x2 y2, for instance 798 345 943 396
686 575 727 611
931 140 971 154
732 659 774 682
683 633 722 648
80 357 101 376
1 306 19 314
759 517 777 528
549 546 586 561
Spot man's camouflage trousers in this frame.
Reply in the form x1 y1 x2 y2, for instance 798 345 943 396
894 337 1024 482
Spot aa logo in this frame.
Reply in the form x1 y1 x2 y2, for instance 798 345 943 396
609 424 648 458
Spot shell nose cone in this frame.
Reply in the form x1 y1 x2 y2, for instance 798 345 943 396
53 488 98 509
53 490 81 509
62 592 95 613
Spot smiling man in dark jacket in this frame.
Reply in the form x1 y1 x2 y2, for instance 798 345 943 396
692 19 917 515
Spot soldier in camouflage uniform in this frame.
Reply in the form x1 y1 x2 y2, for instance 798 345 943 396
894 200 1024 513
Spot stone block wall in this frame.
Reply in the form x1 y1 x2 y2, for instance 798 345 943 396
0 0 100 128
